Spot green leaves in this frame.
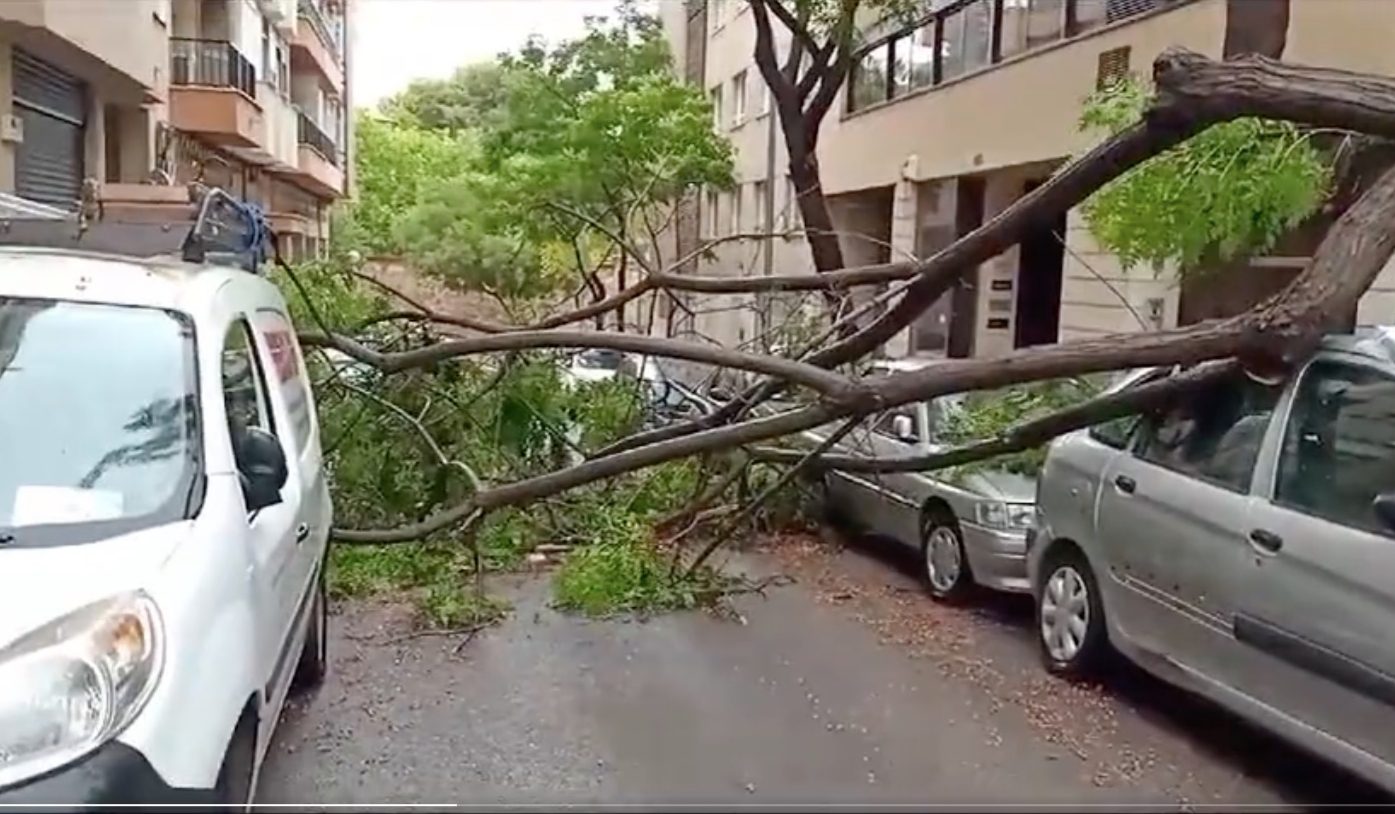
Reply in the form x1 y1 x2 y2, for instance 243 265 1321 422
352 2 732 308
937 377 1107 479
1079 76 1331 273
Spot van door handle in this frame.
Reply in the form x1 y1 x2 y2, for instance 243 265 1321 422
1249 528 1283 553
1114 475 1137 494
296 523 310 544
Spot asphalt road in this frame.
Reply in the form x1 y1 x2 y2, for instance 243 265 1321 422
258 530 1387 808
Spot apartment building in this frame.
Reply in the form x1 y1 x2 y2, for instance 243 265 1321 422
0 0 351 256
662 0 1395 358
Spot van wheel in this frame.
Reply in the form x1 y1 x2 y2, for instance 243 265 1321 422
292 571 328 692
1037 545 1110 677
920 508 974 603
214 710 256 807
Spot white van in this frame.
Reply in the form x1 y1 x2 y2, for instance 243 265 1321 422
0 244 331 805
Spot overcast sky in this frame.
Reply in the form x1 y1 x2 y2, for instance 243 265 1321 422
351 0 623 108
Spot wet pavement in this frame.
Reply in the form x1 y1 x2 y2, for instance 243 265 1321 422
259 529 1387 808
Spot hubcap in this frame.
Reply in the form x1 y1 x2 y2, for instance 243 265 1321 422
925 526 962 593
1040 565 1090 662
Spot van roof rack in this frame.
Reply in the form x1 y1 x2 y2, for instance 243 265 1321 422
0 184 275 274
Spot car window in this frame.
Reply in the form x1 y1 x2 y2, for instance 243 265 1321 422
0 297 200 543
222 321 275 441
1136 372 1281 493
1274 361 1395 535
1089 417 1138 449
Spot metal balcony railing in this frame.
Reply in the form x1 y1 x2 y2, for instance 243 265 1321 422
297 111 338 166
298 0 344 60
170 38 257 99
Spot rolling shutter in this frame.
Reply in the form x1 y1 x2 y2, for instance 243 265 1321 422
13 49 86 209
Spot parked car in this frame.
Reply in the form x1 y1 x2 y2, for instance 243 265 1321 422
803 358 1037 601
0 247 331 805
563 348 626 386
1029 330 1395 793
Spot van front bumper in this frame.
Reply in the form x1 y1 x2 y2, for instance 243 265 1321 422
0 740 211 808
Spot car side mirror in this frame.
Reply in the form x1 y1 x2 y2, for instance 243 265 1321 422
236 427 287 513
1373 493 1395 533
892 414 916 443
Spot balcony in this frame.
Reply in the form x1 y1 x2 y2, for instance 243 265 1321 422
291 0 345 90
292 111 344 197
168 39 264 149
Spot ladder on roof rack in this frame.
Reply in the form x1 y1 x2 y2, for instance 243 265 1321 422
0 184 276 274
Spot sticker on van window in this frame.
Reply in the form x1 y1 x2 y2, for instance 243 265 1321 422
263 328 299 383
11 486 124 527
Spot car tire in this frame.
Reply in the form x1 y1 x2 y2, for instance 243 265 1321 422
920 508 974 603
1036 545 1111 678
213 711 256 807
291 570 328 692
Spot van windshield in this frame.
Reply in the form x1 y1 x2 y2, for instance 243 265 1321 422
0 297 201 545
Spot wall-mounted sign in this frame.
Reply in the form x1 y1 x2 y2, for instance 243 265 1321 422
988 298 1013 313
986 317 1010 330
991 279 1013 292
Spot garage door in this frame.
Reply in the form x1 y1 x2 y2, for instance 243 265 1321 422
13 49 85 209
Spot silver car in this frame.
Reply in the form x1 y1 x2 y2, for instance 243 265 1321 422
1030 329 1395 793
805 361 1037 601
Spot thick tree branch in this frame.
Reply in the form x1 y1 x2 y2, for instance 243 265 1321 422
301 329 864 402
754 361 1240 472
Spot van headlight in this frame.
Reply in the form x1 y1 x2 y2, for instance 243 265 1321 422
0 592 163 787
974 501 1037 532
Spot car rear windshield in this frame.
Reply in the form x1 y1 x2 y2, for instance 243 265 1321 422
0 297 201 545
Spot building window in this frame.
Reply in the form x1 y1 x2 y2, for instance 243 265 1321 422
891 23 936 97
709 85 723 130
753 180 768 235
1001 0 1066 59
849 47 889 111
704 188 720 239
730 185 744 236
731 69 748 124
782 177 802 231
941 0 993 81
759 81 772 116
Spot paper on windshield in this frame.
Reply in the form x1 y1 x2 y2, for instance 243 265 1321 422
10 485 125 527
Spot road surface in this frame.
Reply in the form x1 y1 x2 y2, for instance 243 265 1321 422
258 530 1385 807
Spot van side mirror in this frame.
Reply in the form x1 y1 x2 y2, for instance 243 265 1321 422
1373 493 1395 533
236 427 287 512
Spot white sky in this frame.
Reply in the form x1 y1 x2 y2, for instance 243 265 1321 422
351 0 622 108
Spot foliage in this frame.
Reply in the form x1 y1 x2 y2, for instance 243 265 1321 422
1080 76 1332 272
340 113 477 255
378 62 512 133
390 1 731 303
936 377 1109 479
552 525 694 617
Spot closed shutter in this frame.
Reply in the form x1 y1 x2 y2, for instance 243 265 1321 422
13 49 86 209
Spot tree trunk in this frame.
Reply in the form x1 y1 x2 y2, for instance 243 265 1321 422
787 139 844 273
1223 0 1290 59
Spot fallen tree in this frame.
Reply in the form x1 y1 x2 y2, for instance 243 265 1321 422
295 43 1395 609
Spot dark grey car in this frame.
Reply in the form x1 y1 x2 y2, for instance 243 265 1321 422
1029 329 1395 793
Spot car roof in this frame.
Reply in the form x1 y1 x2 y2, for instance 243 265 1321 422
0 246 261 313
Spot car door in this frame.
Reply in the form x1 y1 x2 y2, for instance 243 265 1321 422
860 403 929 546
219 319 303 703
250 308 326 590
1094 370 1281 668
1237 356 1395 765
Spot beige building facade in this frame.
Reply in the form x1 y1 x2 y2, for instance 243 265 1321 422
661 0 1395 359
0 0 351 256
